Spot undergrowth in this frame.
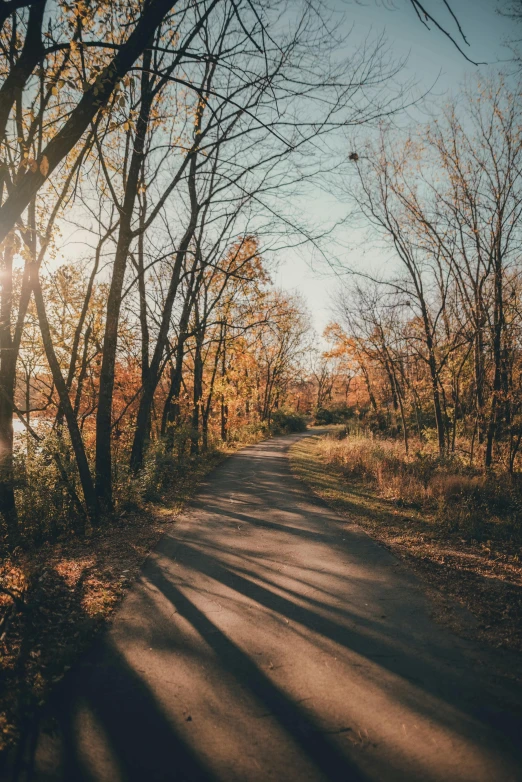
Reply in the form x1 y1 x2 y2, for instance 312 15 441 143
290 434 522 656
319 433 522 544
0 431 253 756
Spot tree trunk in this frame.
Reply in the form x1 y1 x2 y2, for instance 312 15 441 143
0 0 177 244
161 343 185 445
0 0 45 148
96 48 154 509
220 328 228 441
221 397 228 442
361 363 377 412
421 304 446 456
160 267 201 446
191 339 203 456
485 243 505 468
474 322 485 444
0 235 17 540
202 408 209 452
137 193 150 385
429 354 446 457
33 276 97 528
129 151 200 472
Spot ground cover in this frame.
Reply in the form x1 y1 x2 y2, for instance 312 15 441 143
0 448 228 757
290 433 522 660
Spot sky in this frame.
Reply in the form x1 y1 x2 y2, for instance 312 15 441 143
274 0 517 336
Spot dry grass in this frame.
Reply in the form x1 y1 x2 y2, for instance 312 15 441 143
290 433 522 659
319 434 522 541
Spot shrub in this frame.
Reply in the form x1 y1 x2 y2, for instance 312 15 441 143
316 433 522 542
270 410 307 434
314 407 335 425
228 421 268 443
1 424 200 549
12 432 87 546
313 405 353 425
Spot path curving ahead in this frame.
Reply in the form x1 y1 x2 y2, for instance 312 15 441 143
10 433 522 781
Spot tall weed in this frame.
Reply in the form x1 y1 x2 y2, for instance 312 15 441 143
318 434 522 541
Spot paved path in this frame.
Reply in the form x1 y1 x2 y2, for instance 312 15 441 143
8 433 522 781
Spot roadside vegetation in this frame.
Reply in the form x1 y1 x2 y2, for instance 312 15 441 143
289 75 522 658
319 432 522 543
0 0 519 762
291 430 522 656
0 413 310 754
0 446 223 753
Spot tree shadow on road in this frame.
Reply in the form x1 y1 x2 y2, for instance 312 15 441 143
6 435 522 781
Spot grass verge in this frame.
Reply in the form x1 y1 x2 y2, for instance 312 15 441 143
290 434 522 657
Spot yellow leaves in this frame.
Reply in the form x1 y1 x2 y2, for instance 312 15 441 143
11 233 21 255
20 244 34 263
0 231 21 256
72 0 88 19
39 156 49 177
123 75 137 90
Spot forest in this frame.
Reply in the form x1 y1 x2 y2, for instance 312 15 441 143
310 79 522 523
0 0 356 548
332 80 522 470
1 0 522 775
294 74 522 660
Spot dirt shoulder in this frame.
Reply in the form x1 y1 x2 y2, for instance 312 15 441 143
290 434 522 664
0 449 228 757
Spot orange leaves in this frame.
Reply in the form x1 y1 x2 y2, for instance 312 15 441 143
39 156 49 177
19 156 50 177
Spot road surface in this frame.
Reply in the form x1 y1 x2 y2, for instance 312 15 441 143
7 432 522 781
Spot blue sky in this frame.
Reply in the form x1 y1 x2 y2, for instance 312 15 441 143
275 0 516 335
